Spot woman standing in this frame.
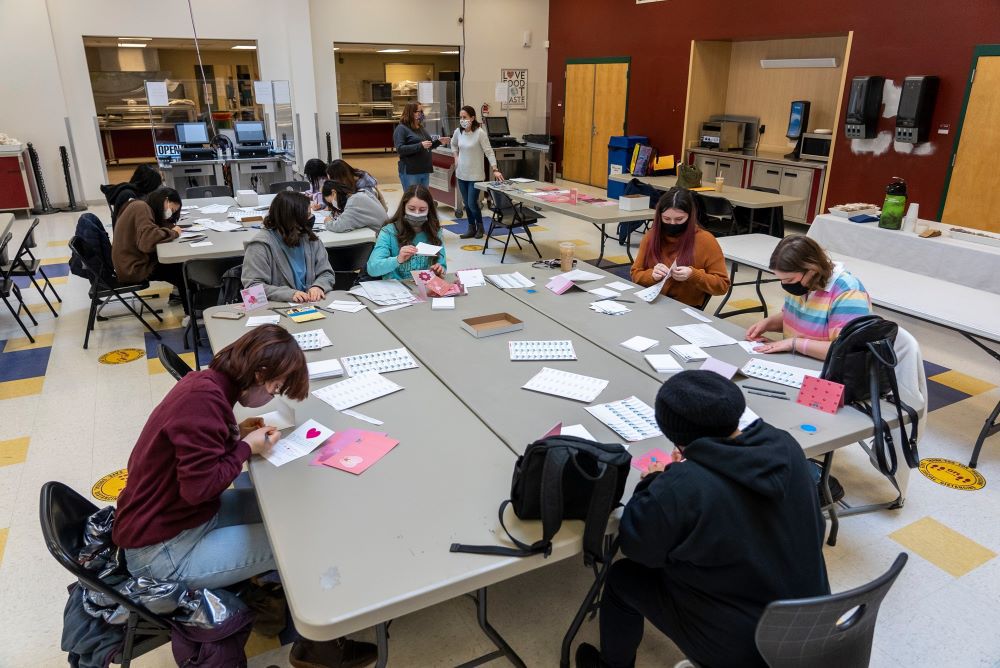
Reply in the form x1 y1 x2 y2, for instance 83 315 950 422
451 106 503 239
747 235 872 359
630 187 730 308
393 102 449 189
366 185 446 280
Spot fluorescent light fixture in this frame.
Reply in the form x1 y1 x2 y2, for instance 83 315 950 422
440 50 460 54
119 37 152 41
377 49 409 53
231 45 257 50
117 42 148 48
760 58 838 69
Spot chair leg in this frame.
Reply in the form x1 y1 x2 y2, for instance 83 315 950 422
120 612 138 668
83 297 101 349
12 284 38 325
501 227 514 263
28 275 59 317
192 319 202 371
113 292 162 340
2 294 35 344
35 265 62 302
754 269 769 319
131 292 164 323
522 223 542 259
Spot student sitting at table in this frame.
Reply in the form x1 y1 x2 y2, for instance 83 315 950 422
366 184 446 280
327 158 388 211
746 234 872 359
303 158 330 210
242 190 337 303
630 187 730 308
320 180 388 233
111 186 188 313
576 370 830 668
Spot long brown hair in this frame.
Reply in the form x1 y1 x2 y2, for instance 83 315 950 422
769 235 834 290
383 185 441 247
460 105 481 132
638 187 700 268
326 158 364 188
264 191 316 247
210 324 309 401
400 102 422 130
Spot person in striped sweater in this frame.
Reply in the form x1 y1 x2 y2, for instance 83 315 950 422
747 235 871 359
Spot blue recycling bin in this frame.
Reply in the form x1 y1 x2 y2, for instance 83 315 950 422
607 135 648 199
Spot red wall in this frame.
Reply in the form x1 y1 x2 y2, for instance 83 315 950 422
546 1 1000 217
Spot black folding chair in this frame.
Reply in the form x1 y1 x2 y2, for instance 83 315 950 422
268 180 310 194
182 257 244 370
755 553 907 667
2 218 62 317
157 343 193 381
484 188 543 263
0 232 39 343
327 242 375 291
68 236 163 349
698 195 738 237
185 185 232 199
39 481 173 667
731 186 785 237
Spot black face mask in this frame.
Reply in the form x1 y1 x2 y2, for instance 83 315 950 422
663 221 689 236
781 281 810 296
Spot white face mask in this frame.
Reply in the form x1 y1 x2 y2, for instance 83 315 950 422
164 207 174 220
460 119 472 129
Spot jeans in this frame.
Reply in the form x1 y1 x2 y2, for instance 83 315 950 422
399 171 430 190
124 488 275 591
457 178 484 231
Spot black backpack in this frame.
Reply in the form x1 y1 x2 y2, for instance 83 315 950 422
821 315 919 475
451 436 631 566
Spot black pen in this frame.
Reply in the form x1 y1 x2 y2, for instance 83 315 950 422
744 385 787 395
747 390 790 400
610 298 635 303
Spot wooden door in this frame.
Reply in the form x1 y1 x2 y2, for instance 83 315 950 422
942 54 1000 233
588 63 630 186
562 63 596 184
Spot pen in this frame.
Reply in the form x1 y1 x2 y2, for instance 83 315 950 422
744 385 787 395
747 390 790 400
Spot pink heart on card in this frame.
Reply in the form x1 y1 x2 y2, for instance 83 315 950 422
306 428 321 439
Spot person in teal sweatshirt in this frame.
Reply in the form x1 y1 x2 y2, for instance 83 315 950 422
366 184 447 280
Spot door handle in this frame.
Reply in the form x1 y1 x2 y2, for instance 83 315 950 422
766 169 780 175
720 162 731 168
784 172 798 178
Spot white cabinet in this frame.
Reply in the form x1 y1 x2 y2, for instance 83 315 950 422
750 162 783 191
692 153 718 180
715 157 746 187
778 166 814 223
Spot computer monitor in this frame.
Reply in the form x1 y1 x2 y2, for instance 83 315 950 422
234 121 267 145
484 116 510 137
785 101 811 140
175 122 209 146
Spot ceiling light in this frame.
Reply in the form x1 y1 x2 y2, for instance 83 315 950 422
333 47 340 51
760 58 838 69
119 37 152 41
440 50 460 54
377 49 409 53
232 45 257 50
117 42 148 48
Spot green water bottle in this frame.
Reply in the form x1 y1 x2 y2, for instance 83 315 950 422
878 177 907 230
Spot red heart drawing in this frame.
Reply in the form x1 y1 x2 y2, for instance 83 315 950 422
306 428 321 439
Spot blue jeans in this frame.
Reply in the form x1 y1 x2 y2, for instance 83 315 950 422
457 178 484 230
124 488 275 591
399 170 430 190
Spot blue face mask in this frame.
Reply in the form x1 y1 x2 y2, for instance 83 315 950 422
417 112 425 122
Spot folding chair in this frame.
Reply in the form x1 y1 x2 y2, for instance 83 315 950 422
484 188 543 263
2 218 62 317
185 185 232 199
40 481 173 667
68 236 163 349
268 180 310 194
0 232 39 343
157 343 193 381
327 242 375 291
698 195 738 237
183 257 244 369
731 186 785 237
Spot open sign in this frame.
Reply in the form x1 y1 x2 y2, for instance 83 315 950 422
155 143 182 159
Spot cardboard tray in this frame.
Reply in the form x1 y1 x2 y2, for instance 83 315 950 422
461 313 524 338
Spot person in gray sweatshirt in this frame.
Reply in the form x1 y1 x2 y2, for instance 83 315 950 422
241 191 337 303
321 180 387 233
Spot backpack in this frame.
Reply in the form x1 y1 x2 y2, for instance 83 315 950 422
218 264 244 305
616 178 662 245
451 435 631 566
676 162 703 189
821 315 920 475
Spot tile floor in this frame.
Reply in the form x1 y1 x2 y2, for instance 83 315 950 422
1 164 999 667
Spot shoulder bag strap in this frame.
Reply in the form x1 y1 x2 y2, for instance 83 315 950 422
580 462 617 566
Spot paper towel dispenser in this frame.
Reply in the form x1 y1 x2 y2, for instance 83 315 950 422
845 76 885 139
895 76 938 144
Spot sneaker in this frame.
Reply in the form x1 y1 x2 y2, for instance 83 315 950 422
290 637 377 668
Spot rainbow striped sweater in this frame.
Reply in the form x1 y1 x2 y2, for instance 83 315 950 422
782 263 872 341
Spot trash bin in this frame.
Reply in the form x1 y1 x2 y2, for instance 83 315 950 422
607 135 648 199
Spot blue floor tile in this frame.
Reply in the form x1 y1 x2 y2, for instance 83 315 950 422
0 343 52 382
926 378 973 412
144 326 213 367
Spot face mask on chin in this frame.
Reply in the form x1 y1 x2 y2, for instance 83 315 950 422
239 384 273 408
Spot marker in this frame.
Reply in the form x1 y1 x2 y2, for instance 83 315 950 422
747 390 789 400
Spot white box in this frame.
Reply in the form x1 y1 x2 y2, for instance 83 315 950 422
236 189 258 207
619 194 649 211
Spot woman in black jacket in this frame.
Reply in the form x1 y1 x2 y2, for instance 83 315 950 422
393 102 449 189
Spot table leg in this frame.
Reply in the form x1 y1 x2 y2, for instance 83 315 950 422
452 588 527 668
714 263 778 319
375 622 389 668
963 333 1000 468
819 451 839 547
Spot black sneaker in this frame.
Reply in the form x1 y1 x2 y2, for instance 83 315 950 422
290 637 377 668
575 643 609 668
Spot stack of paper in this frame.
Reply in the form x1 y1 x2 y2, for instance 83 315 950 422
432 297 455 310
669 344 708 362
486 272 535 289
293 329 333 351
202 220 243 232
635 278 667 303
522 367 609 403
668 324 738 347
562 269 603 282
341 348 418 376
585 396 662 442
606 281 636 291
246 315 280 327
349 280 417 306
263 419 334 467
590 300 631 315
307 359 344 380
196 204 230 214
645 354 683 373
312 372 403 410
620 336 659 352
325 300 367 313
456 269 486 287
509 340 577 361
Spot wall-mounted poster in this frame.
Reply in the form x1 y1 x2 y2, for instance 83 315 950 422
500 68 527 110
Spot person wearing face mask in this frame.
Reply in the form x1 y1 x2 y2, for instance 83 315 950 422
366 185 447 280
747 235 871 359
320 180 387 233
450 105 503 239
393 101 449 189
630 187 730 308
111 186 189 313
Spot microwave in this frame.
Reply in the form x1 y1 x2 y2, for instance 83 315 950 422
799 132 833 162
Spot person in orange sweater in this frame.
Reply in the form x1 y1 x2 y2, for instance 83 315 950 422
630 187 730 308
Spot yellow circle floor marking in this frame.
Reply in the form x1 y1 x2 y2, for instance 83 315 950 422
92 469 128 502
461 244 485 251
918 458 986 491
98 348 145 365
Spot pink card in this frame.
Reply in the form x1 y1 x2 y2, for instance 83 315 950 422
240 283 268 312
546 275 580 295
699 357 739 380
542 422 563 439
310 429 368 466
323 433 399 475
797 376 846 414
631 448 672 472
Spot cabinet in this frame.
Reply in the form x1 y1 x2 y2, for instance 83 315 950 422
0 153 31 213
693 153 746 186
692 153 718 181
750 162 783 191
749 162 814 223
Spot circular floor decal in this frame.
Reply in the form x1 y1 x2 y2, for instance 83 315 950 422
461 244 485 251
98 348 145 365
918 458 986 491
92 469 128 502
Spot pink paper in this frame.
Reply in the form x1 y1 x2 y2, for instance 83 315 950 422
310 429 370 466
323 432 400 475
631 448 672 472
699 357 739 380
542 422 562 439
796 376 846 414
546 275 577 295
240 284 268 312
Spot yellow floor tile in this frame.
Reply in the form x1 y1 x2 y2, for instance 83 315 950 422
929 370 997 397
889 516 996 577
41 256 71 266
0 377 45 400
0 528 7 567
37 277 68 287
530 226 549 232
3 333 54 352
244 631 281 658
147 352 194 375
0 437 29 467
599 255 631 265
47 240 70 247
562 239 591 247
25 302 61 315
727 298 765 310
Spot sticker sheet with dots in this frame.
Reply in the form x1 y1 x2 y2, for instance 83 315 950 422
341 348 419 376
509 340 577 361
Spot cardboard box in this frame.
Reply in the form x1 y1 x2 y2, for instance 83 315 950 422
236 190 258 207
619 194 649 211
461 313 524 338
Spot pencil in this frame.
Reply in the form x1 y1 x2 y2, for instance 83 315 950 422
747 390 790 400
744 385 787 395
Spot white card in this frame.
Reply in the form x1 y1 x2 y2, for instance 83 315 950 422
669 344 709 362
325 300 367 313
292 329 333 351
255 408 295 431
307 358 344 380
645 354 683 373
264 419 334 467
738 340 765 355
668 324 737 348
415 242 443 256
456 269 486 287
586 396 662 442
588 287 621 299
246 315 280 327
341 348 418 376
485 272 534 289
189 241 214 248
740 358 819 389
681 307 713 323
197 204 232 214
312 372 404 410
590 300 631 315
561 424 597 441
621 336 659 352
562 269 603 282
432 297 455 310
340 409 384 425
522 367 608 403
606 281 636 291
373 303 413 314
739 407 761 431
635 277 668 303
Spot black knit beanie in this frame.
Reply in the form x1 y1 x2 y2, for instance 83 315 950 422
654 370 746 446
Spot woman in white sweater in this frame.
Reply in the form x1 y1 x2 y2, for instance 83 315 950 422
451 106 504 239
